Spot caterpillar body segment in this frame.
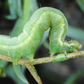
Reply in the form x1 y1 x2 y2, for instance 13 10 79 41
0 7 81 63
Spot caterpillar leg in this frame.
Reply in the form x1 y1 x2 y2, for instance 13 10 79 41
26 54 34 60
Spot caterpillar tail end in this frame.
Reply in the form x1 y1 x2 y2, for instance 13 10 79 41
68 40 82 53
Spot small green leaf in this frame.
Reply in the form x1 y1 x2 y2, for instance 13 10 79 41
52 54 67 63
30 0 39 15
8 0 17 18
10 18 23 37
13 64 28 84
7 0 22 20
77 0 84 12
6 65 29 84
0 68 6 77
22 0 30 27
5 15 16 20
16 0 23 17
0 60 7 68
43 40 49 49
0 60 7 77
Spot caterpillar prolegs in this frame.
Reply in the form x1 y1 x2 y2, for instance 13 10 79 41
0 7 82 63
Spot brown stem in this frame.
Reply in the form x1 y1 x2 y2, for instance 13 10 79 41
0 50 84 84
0 50 84 66
26 65 42 84
66 50 84 59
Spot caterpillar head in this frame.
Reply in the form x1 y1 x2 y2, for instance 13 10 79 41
72 40 82 49
68 40 82 53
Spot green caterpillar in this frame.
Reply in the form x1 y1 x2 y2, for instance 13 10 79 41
0 7 82 63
